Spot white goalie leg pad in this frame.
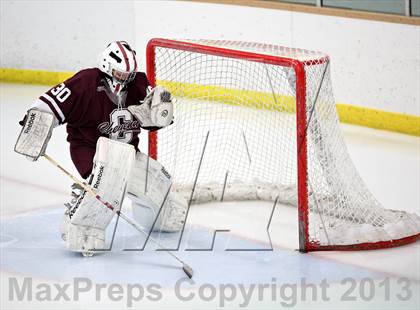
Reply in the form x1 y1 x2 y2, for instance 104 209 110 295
67 225 106 255
129 191 187 232
127 152 188 232
64 137 135 253
14 108 54 160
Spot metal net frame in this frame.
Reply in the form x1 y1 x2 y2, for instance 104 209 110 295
146 38 420 252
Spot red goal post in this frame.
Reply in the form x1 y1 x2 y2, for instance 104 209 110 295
146 38 420 252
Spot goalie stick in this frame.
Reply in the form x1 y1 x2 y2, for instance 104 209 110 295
43 153 194 279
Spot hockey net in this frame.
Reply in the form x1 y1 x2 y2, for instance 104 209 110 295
146 38 420 251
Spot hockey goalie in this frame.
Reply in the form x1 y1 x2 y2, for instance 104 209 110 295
14 41 188 256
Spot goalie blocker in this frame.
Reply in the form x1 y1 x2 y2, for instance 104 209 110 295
15 108 54 160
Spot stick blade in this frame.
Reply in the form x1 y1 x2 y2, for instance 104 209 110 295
183 264 194 279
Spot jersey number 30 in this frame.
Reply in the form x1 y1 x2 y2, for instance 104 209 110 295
51 83 71 103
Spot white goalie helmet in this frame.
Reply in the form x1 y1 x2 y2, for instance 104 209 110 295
98 41 137 95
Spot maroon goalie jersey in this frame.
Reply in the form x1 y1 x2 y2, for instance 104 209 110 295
38 68 150 178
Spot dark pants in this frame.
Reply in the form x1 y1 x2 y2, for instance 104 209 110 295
70 145 95 179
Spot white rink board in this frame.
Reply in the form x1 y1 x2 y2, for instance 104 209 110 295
1 1 419 114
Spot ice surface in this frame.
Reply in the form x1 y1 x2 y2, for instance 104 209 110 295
1 83 419 309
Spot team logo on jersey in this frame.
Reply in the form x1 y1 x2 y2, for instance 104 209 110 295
98 120 140 135
98 109 140 143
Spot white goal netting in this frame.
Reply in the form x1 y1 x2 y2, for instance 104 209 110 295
148 39 420 250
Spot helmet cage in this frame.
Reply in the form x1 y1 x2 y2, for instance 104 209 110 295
110 65 136 85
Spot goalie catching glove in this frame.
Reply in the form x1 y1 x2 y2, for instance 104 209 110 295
128 86 174 128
